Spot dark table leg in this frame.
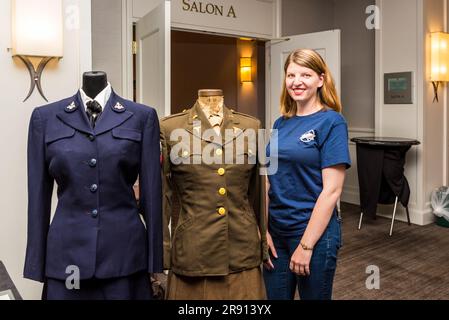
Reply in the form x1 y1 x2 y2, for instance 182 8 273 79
405 206 411 226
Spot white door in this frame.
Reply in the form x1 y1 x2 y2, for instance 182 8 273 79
136 1 171 117
267 30 341 128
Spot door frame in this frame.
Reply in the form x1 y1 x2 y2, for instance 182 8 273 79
120 0 282 109
135 0 171 117
121 1 340 128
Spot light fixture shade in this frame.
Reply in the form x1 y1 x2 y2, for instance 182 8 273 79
431 32 449 82
12 0 63 57
240 57 252 83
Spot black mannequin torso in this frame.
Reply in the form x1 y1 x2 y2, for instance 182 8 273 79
82 71 108 99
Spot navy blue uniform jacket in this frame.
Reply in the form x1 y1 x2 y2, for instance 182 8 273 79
24 91 163 282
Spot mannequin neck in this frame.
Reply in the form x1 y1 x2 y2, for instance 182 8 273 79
198 95 224 115
82 71 108 99
197 89 224 115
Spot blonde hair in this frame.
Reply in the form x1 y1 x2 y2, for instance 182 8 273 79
280 49 342 118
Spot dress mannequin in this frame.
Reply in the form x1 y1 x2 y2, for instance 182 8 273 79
25 70 163 300
82 71 108 99
80 71 111 128
160 89 267 300
197 89 224 135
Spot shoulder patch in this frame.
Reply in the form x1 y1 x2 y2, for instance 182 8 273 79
160 111 189 122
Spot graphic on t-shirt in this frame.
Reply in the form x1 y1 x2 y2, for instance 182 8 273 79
300 130 316 143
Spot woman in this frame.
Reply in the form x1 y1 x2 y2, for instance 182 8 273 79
263 49 351 300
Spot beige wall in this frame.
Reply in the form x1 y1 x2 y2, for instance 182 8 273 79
375 0 421 223
133 0 163 19
334 0 375 130
0 0 92 299
282 0 334 35
375 0 447 225
91 0 123 95
424 0 446 218
282 0 376 131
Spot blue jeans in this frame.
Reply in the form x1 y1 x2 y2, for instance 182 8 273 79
263 215 342 300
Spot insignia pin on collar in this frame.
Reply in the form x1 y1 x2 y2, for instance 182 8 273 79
113 102 125 112
65 102 77 112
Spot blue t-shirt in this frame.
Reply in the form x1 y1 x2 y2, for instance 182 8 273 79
267 109 351 237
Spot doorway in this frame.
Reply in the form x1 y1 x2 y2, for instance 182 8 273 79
170 30 266 125
132 28 266 124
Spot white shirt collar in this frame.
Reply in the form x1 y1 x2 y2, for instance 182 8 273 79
80 82 112 111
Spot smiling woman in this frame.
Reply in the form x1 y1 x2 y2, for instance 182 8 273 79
285 63 324 110
280 49 342 118
264 48 351 301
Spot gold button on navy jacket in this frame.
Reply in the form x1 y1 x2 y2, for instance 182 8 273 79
24 91 163 282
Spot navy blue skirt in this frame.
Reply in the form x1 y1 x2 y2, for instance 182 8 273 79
42 271 152 300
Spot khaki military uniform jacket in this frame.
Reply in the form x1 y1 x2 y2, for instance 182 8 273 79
160 103 269 277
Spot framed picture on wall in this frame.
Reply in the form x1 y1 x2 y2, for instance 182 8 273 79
384 72 414 104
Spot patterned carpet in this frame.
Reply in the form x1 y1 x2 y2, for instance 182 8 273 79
333 203 449 300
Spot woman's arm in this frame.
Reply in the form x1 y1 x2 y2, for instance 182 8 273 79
289 164 346 276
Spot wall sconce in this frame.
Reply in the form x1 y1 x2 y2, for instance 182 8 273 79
12 0 63 102
240 57 252 83
430 32 449 102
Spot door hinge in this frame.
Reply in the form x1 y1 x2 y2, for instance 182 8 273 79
132 41 137 55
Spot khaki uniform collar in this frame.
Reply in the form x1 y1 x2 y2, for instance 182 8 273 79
187 102 240 126
186 102 243 144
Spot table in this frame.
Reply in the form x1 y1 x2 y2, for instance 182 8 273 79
351 137 420 236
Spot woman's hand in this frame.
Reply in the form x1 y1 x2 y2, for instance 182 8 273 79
290 245 313 276
263 231 278 270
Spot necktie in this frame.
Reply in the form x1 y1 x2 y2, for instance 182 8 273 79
86 100 102 128
208 114 222 135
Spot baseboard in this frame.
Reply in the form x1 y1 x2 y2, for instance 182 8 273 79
340 197 436 226
376 204 435 226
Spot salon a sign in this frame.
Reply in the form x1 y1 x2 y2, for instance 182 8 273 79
182 0 237 18
172 0 275 39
